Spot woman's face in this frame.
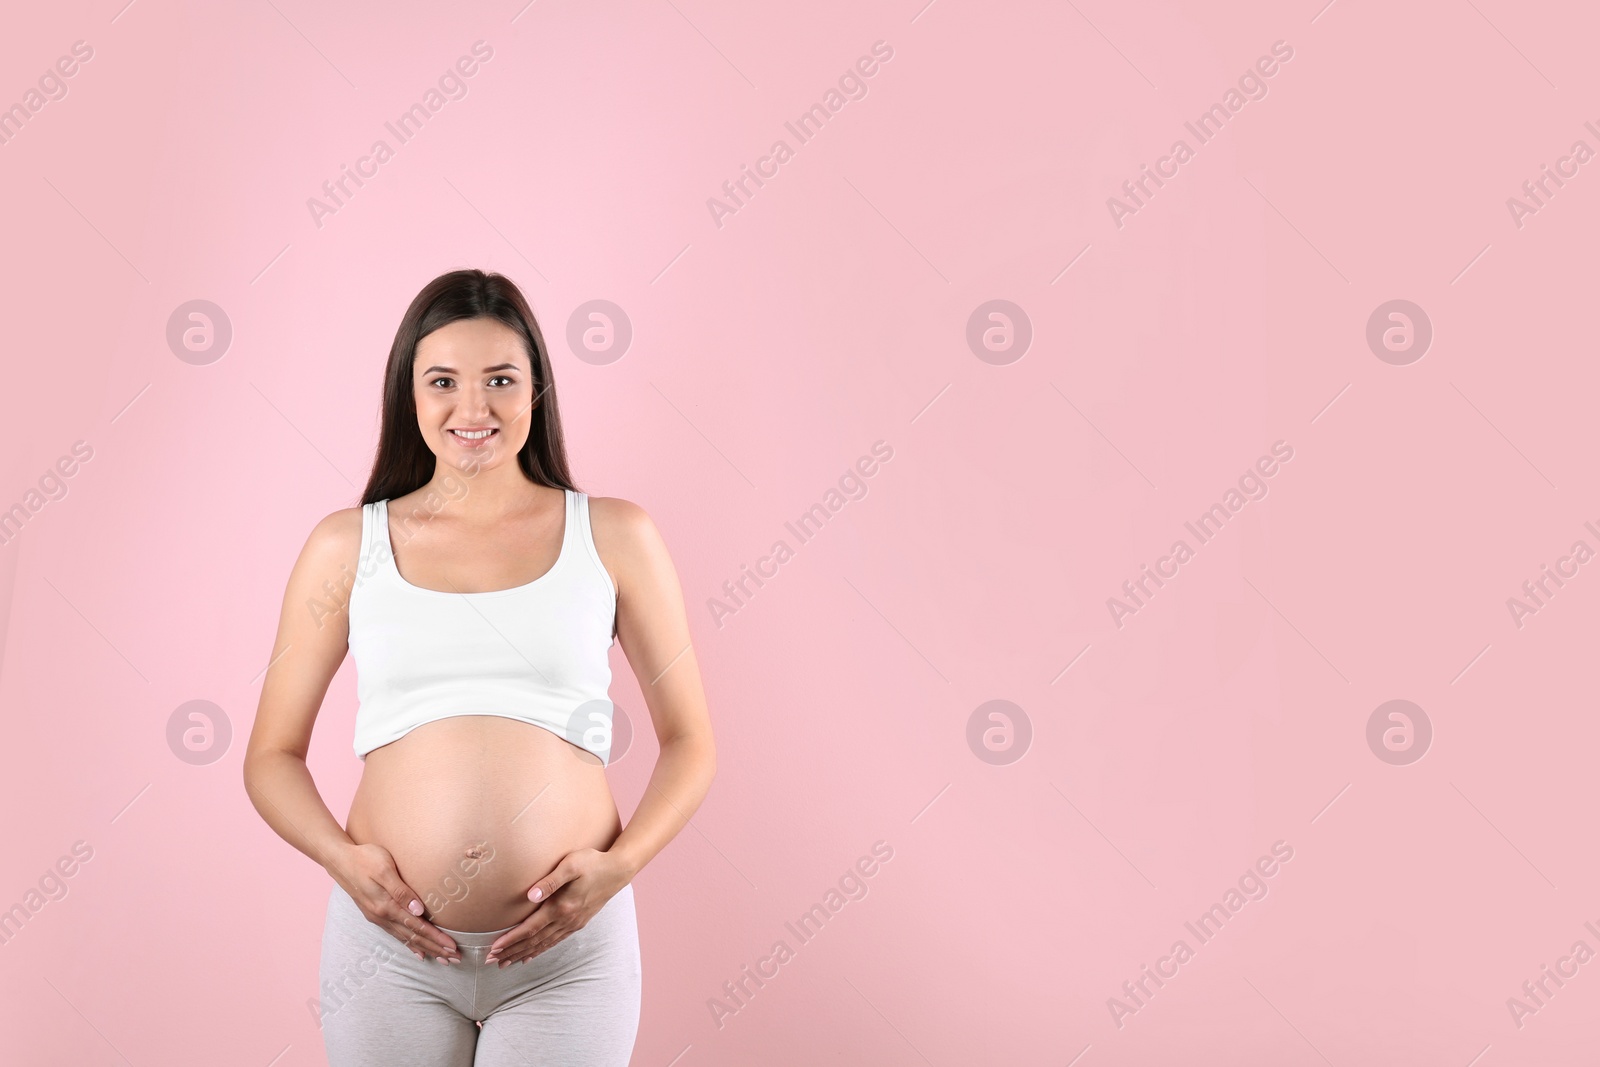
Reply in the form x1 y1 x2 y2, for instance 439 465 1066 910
412 316 536 474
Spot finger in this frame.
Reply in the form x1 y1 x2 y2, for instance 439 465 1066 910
485 935 529 965
384 881 459 958
413 918 461 960
524 926 574 960
499 940 541 967
386 883 424 923
395 927 460 963
500 924 572 967
387 911 460 961
486 915 548 962
526 861 573 903
378 919 429 960
384 879 428 919
486 924 545 965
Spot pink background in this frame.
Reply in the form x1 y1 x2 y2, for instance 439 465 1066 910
1 0 1596 1063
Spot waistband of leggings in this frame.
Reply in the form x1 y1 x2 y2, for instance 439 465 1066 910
329 881 510 948
434 883 634 946
334 880 632 948
433 916 520 948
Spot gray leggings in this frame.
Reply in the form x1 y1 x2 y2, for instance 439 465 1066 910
317 881 641 1066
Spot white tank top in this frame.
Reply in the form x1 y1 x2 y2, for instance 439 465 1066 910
347 488 618 764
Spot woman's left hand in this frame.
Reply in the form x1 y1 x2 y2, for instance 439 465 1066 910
485 847 631 967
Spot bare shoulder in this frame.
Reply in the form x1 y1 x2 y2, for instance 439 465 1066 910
303 504 365 562
587 494 672 576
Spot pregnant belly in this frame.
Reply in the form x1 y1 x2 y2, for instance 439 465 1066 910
345 715 622 932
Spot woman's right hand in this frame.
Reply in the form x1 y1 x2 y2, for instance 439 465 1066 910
332 841 461 963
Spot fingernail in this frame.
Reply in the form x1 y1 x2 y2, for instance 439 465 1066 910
530 888 542 901
409 900 424 916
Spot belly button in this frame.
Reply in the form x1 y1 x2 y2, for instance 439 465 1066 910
464 845 486 859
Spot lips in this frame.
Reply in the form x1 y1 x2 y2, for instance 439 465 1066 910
448 428 499 446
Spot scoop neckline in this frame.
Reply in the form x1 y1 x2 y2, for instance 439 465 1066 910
377 489 574 599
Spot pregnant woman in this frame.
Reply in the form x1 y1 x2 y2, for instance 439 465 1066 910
243 268 716 1066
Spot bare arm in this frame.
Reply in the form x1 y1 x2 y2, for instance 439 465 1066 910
594 497 717 879
241 509 360 869
241 507 460 960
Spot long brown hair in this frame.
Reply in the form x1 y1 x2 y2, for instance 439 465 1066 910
360 269 576 505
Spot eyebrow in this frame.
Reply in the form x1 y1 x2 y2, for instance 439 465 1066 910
420 363 521 374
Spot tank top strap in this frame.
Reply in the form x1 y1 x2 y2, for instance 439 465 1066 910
362 500 373 562
358 499 381 573
570 490 616 597
561 487 578 557
360 499 402 592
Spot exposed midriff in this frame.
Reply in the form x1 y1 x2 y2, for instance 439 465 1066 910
345 714 621 932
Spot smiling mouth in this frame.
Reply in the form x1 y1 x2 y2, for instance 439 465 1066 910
449 428 499 443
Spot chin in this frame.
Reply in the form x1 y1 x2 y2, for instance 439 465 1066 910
451 453 504 475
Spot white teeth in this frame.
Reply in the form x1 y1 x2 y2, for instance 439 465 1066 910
452 429 495 439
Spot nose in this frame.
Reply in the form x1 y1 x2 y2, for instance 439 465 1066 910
456 384 494 418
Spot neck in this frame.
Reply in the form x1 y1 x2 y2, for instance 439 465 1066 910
418 462 551 524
